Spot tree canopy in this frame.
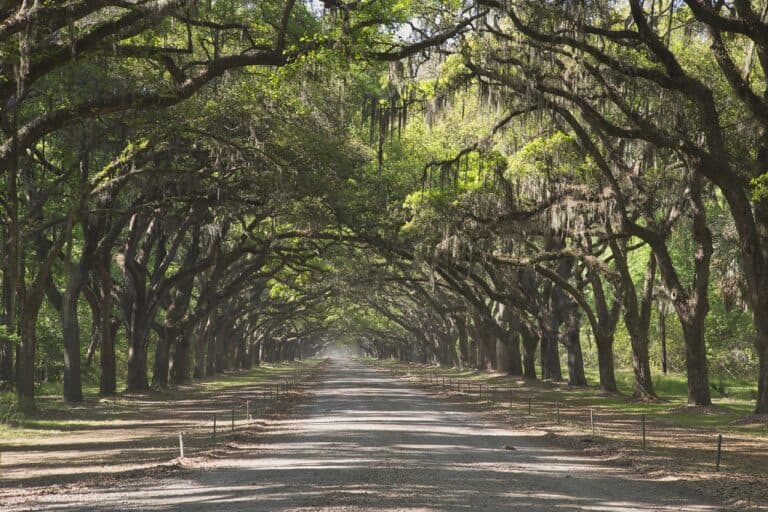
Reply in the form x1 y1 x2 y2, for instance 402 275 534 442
1 0 767 416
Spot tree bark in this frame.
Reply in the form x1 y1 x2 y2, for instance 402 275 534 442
496 337 510 374
16 311 38 411
98 254 116 395
561 302 586 386
521 324 538 380
595 333 618 393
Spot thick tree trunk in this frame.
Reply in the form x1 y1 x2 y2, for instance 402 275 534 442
539 316 562 381
508 331 523 376
126 315 150 392
473 330 485 370
241 337 252 370
629 332 655 399
0 334 12 386
521 328 537 380
595 334 618 393
61 288 83 402
455 317 469 368
170 326 193 385
758 327 768 414
751 201 768 413
214 323 227 373
562 305 586 386
2 148 19 389
206 326 217 375
482 334 496 370
496 338 510 374
100 318 117 395
17 312 37 412
152 330 172 389
0 261 14 385
195 314 213 378
681 317 712 406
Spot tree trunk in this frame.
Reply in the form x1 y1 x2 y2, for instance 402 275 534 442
17 311 37 412
61 287 83 402
751 202 768 414
757 324 768 414
496 338 510 374
2 143 19 388
0 257 14 385
521 327 537 380
152 330 172 389
455 317 469 368
170 326 193 385
681 316 712 406
659 301 668 374
482 332 496 370
508 331 523 376
562 304 586 386
473 328 485 370
100 319 118 396
630 333 655 398
595 334 618 393
126 314 150 392
539 315 562 381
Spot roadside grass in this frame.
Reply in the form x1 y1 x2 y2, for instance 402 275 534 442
0 359 322 441
370 358 765 438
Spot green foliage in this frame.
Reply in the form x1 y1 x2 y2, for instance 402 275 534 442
751 173 768 200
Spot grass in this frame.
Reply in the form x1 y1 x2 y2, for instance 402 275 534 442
0 359 323 441
370 358 766 437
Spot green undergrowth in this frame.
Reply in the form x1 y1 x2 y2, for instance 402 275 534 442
371 358 765 438
0 359 323 441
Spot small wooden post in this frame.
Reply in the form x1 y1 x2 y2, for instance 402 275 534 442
491 387 496 403
246 400 251 420
179 432 184 458
716 434 723 471
479 383 483 400
528 396 532 415
213 415 217 447
231 405 235 432
590 408 595 437
641 413 646 450
556 401 560 423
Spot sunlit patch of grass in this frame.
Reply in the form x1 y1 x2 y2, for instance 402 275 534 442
0 359 323 440
376 359 764 437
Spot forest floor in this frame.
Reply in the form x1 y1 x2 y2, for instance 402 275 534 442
1 358 753 511
373 360 768 510
0 360 324 498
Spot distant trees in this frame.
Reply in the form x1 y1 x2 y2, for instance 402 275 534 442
1 0 766 418
345 1 767 414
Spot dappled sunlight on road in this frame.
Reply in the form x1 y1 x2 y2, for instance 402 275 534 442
10 359 722 511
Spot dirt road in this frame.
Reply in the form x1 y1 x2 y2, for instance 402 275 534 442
8 359 726 511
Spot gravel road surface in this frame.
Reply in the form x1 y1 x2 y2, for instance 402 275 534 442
10 359 724 511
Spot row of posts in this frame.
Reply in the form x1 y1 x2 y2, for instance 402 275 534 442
178 372 309 459
399 367 725 472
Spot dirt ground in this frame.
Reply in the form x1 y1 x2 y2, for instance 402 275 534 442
2 359 751 511
0 363 322 498
383 364 768 511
